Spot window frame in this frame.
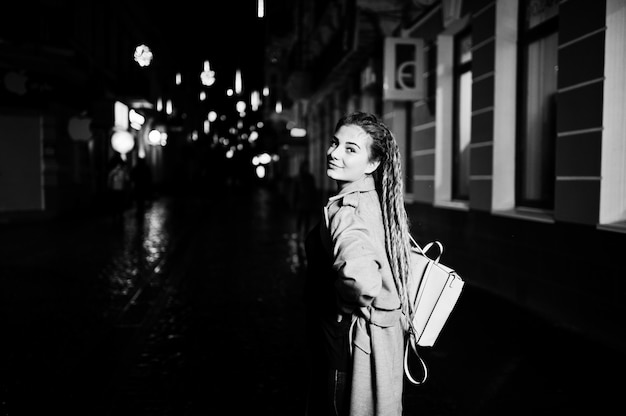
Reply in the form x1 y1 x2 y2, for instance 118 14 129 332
452 27 472 201
514 0 559 210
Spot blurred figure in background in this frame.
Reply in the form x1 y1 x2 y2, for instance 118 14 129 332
107 154 130 224
293 160 318 240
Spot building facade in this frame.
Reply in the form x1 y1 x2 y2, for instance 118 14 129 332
273 0 626 351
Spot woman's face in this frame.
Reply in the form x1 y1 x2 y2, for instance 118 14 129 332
326 124 380 187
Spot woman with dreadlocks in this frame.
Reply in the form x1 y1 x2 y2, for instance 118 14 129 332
303 111 412 416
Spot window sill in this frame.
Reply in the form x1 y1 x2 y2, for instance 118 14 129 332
433 200 470 211
597 221 626 234
492 207 555 224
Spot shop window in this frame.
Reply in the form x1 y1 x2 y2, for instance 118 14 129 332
516 0 558 210
452 28 472 200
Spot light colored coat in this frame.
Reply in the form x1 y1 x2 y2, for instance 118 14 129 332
322 175 405 416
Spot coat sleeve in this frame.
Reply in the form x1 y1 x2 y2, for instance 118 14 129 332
327 194 383 313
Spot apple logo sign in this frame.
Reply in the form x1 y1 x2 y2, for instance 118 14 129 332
4 71 28 95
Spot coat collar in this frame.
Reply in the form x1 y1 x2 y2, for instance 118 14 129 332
327 175 376 204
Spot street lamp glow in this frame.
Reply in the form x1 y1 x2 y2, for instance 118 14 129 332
111 130 134 154
235 69 242 95
290 127 307 137
148 129 162 145
258 152 271 164
251 90 260 111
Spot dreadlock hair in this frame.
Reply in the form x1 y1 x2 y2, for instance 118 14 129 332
334 111 413 319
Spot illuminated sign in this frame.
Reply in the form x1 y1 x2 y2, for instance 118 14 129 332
383 38 424 101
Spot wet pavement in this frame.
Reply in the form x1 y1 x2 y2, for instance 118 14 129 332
2 184 625 415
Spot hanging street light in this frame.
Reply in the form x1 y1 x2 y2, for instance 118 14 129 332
133 44 153 67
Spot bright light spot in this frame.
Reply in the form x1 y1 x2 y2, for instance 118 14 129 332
257 121 264 128
111 130 134 154
208 111 218 122
166 100 173 115
257 0 265 18
275 101 282 114
258 153 271 164
156 98 163 112
237 143 243 150
148 129 161 145
114 101 129 130
200 91 206 101
129 109 145 127
227 88 233 96
251 90 260 111
290 127 307 137
200 60 216 86
204 120 210 134
263 86 269 96
249 131 259 142
134 44 153 67
226 148 234 158
235 69 243 95
252 156 260 165
237 120 244 129
175 73 182 85
236 101 246 113
272 154 280 162
256 165 266 178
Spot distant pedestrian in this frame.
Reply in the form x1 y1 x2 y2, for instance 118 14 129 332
107 155 130 223
303 111 413 416
293 160 318 239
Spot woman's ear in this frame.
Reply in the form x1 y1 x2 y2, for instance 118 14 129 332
365 159 381 175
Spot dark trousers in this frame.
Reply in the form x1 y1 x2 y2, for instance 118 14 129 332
305 368 351 416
